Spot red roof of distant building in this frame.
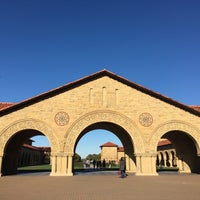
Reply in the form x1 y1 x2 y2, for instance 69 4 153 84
37 147 51 151
118 147 124 152
157 139 171 146
22 144 51 151
22 143 41 151
101 139 172 150
100 142 118 147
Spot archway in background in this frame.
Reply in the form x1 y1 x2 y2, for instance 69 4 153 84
1 129 51 175
75 129 122 159
73 122 136 174
158 131 200 173
74 129 123 172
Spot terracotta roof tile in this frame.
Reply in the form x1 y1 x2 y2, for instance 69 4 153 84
22 143 41 151
100 142 118 147
157 139 171 146
0 102 15 111
190 106 200 112
1 70 200 117
117 147 124 152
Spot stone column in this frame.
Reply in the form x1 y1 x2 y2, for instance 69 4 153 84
67 153 74 176
135 154 142 175
0 155 3 177
125 154 130 171
50 152 68 176
135 153 158 176
177 156 191 173
50 154 57 176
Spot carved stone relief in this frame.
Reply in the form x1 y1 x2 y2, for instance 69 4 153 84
55 112 69 126
149 120 200 154
0 119 59 153
139 112 153 127
64 110 145 154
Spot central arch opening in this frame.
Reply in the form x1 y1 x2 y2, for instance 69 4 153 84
73 122 136 175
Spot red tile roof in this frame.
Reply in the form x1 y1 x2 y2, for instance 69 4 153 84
117 147 124 152
190 106 200 112
22 143 41 151
0 103 15 111
22 144 51 151
100 142 118 147
157 139 171 146
101 139 171 153
0 70 200 117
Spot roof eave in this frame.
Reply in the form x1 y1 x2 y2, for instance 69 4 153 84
0 69 200 117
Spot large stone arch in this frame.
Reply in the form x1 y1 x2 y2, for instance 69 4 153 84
149 120 200 155
0 118 59 155
64 110 144 154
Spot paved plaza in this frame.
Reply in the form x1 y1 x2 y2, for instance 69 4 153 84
0 172 200 200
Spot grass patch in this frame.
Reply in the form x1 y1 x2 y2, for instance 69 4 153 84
17 162 120 174
156 166 179 172
18 164 51 173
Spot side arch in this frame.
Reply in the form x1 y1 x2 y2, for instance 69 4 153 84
0 118 59 154
149 120 200 155
64 110 145 154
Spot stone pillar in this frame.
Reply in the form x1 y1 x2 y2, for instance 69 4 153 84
125 155 130 171
50 152 68 176
135 154 142 175
67 153 74 176
177 157 191 173
135 153 158 176
50 154 57 175
0 155 3 177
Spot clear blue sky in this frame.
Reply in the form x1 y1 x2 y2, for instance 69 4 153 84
1 0 200 158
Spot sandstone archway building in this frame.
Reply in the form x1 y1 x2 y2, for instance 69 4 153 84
1 70 200 176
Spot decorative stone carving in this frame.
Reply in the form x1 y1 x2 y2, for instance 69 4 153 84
139 112 153 127
149 120 200 153
0 119 59 152
55 112 69 126
64 110 145 153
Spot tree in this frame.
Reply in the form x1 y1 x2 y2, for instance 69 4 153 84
86 153 101 160
74 153 81 162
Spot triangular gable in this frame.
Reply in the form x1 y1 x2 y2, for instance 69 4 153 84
1 69 200 117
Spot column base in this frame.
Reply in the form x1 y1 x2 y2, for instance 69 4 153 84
50 172 73 176
135 172 158 176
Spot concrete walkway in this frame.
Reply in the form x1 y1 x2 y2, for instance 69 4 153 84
0 173 200 200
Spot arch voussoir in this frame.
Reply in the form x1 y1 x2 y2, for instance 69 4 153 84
0 118 59 154
149 120 200 154
64 110 144 154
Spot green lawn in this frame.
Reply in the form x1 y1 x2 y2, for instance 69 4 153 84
18 164 51 173
17 162 119 173
156 166 179 172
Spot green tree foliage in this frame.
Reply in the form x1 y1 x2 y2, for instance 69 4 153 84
86 153 101 160
74 153 81 162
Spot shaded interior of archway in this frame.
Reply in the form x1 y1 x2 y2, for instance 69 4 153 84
74 122 135 172
158 131 200 173
2 129 51 176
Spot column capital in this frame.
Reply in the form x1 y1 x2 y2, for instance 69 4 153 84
51 152 70 157
135 152 157 157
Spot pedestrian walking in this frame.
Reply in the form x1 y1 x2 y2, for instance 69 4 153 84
119 157 126 178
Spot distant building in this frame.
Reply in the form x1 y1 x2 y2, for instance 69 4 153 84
18 139 51 167
100 142 125 164
100 140 177 169
157 139 177 168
